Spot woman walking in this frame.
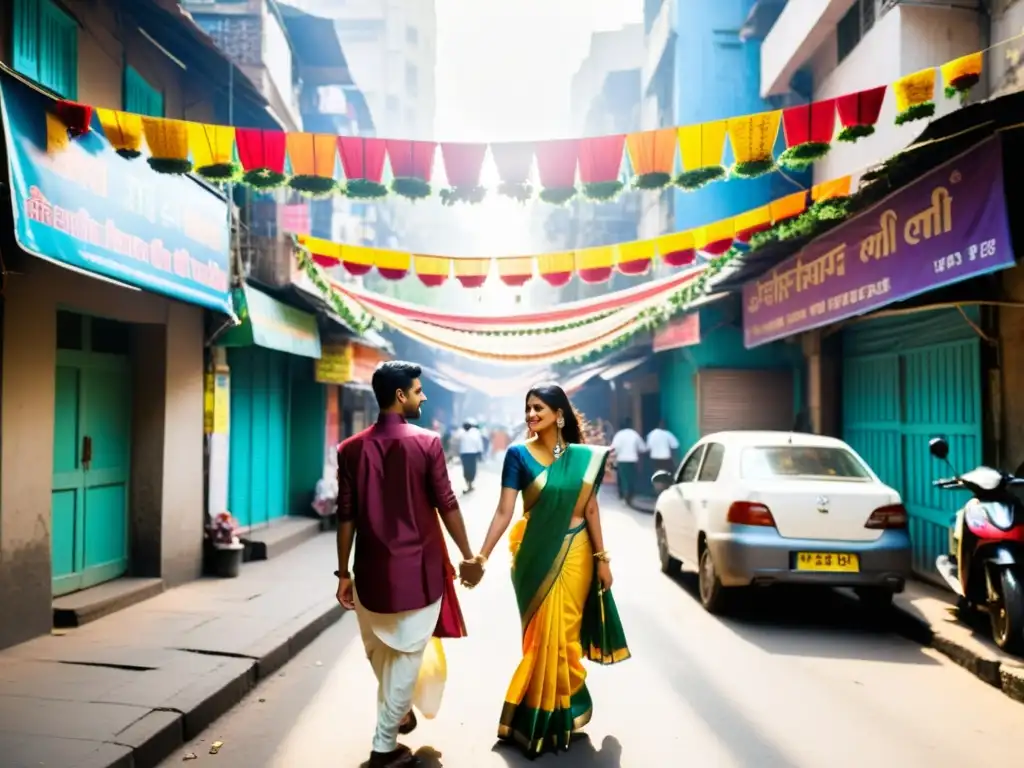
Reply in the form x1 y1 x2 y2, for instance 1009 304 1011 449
466 383 630 758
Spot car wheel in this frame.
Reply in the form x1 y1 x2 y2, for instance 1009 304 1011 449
854 587 894 613
656 517 681 576
698 544 729 614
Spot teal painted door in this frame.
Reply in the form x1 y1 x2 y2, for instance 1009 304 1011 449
227 347 290 528
51 313 132 596
842 310 983 581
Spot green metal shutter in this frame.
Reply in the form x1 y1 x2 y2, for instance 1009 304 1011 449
12 0 40 83
13 0 77 98
38 0 77 98
842 308 983 582
124 66 164 117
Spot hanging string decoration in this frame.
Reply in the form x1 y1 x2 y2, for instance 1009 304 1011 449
387 140 436 200
656 231 696 267
97 109 143 159
142 117 192 175
439 142 488 205
626 128 677 190
236 128 289 190
578 135 626 201
676 121 728 190
286 133 340 197
338 137 388 199
835 86 887 142
893 68 937 125
727 111 781 178
942 52 983 103
536 140 580 205
491 141 535 202
54 100 92 137
615 239 654 276
778 99 836 170
190 123 240 182
46 112 70 153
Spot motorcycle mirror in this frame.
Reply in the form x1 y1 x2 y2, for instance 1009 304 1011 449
928 437 950 461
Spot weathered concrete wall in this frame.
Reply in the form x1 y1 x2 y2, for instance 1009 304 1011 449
0 259 205 650
999 267 1024 472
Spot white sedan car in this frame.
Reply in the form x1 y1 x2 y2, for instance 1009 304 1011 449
653 431 912 614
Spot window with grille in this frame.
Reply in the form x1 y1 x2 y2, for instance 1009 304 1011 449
124 66 164 117
12 0 78 98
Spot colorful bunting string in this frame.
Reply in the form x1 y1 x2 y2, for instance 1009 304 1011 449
44 48 984 206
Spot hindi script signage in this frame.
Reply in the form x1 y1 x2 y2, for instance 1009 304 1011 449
0 70 232 314
742 137 1014 348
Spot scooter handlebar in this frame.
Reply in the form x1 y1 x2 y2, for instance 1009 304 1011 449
933 477 961 488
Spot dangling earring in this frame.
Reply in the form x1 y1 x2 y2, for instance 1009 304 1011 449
553 414 566 458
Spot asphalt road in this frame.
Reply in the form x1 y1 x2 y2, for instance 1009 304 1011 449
162 467 1024 767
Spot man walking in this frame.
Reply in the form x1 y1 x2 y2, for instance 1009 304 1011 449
611 418 647 506
335 361 483 768
646 419 680 475
458 419 484 493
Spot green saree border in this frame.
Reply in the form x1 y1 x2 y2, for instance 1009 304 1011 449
498 685 593 756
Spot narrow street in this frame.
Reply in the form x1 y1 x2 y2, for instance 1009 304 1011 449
162 467 1024 768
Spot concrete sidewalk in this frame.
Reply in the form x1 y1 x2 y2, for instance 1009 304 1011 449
889 577 1024 703
0 533 343 768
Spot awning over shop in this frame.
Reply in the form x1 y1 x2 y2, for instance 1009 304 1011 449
599 357 649 382
0 69 234 315
561 363 612 394
219 284 322 358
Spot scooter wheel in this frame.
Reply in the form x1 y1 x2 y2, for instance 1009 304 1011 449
991 568 1024 655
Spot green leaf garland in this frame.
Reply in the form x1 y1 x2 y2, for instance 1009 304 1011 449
731 159 776 179
674 166 726 191
295 247 377 334
439 185 487 206
147 157 193 175
632 172 672 190
392 177 432 200
582 181 624 202
894 101 935 126
243 168 289 190
289 175 340 198
837 124 875 143
539 186 578 206
498 181 534 202
196 162 242 183
777 142 832 171
345 179 390 199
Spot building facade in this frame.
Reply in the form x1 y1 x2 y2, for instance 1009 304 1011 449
0 0 270 649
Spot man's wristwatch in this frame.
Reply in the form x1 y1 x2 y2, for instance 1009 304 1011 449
334 570 351 579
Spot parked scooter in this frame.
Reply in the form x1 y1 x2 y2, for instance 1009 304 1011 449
929 436 1024 653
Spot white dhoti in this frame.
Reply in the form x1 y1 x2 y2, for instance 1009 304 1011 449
354 587 443 754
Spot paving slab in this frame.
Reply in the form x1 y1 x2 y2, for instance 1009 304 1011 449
0 532 342 768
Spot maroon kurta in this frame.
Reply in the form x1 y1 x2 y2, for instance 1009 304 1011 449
338 413 461 616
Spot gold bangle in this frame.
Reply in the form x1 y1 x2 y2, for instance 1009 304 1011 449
593 551 610 563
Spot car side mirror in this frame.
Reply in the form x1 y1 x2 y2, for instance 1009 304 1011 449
652 470 673 493
928 437 949 461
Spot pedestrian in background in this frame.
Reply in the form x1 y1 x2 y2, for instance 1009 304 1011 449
611 418 647 506
646 420 680 475
459 419 485 493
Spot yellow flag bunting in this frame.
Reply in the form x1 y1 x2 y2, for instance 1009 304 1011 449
49 50 984 203
295 174 852 288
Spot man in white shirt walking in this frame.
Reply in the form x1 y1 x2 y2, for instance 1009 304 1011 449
646 420 680 476
611 418 647 505
458 420 485 493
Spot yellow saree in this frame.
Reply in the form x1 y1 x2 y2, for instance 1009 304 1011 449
497 443 630 757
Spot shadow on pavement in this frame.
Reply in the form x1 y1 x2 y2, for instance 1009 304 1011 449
669 572 939 664
484 733 623 767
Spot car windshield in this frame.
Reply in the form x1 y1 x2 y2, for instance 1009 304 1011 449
740 446 871 481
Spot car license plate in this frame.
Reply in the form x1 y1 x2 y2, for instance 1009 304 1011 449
795 552 860 572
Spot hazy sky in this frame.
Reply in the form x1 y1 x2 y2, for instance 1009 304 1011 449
434 0 642 142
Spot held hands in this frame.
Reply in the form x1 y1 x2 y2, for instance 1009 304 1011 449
459 555 486 589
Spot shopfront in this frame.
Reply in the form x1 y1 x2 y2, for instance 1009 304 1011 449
742 136 1014 580
0 70 232 647
218 284 322 529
